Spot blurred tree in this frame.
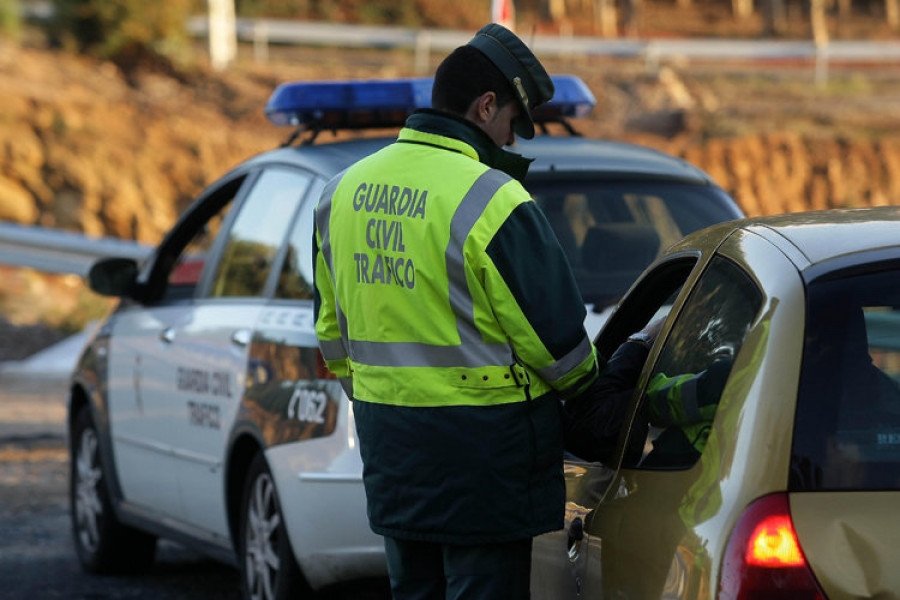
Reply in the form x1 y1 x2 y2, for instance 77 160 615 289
235 0 307 18
762 0 786 34
837 0 851 18
811 0 829 45
50 0 200 65
594 0 617 36
732 0 754 20
549 0 567 20
0 0 20 39
356 0 420 25
888 0 900 28
208 0 236 70
622 0 641 35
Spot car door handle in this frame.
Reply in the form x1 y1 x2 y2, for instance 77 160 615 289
231 329 252 347
160 327 176 344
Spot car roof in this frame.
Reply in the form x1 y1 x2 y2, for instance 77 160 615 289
238 133 720 185
746 207 900 264
516 136 716 183
675 206 900 272
238 136 393 177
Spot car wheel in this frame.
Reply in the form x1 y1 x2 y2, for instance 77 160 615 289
70 407 157 573
240 453 309 600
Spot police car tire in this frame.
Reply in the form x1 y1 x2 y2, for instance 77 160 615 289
239 453 309 600
69 407 157 574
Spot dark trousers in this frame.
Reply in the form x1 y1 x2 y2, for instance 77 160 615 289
384 537 533 600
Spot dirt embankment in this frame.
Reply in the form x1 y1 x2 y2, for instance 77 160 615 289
2 41 900 247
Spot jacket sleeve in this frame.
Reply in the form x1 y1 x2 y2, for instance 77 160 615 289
483 197 599 398
644 358 732 427
313 207 352 379
562 341 648 463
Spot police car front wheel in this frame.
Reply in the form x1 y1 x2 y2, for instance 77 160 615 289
239 452 309 600
69 406 157 574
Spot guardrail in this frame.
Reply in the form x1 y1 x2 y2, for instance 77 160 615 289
186 16 900 67
0 222 152 277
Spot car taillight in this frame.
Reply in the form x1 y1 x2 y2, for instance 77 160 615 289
315 349 337 380
747 513 803 567
719 493 827 600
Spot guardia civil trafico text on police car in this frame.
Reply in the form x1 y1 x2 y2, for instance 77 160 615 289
67 75 743 599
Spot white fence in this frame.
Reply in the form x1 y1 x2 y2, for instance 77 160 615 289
186 16 900 69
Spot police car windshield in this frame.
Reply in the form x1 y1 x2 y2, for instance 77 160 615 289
527 179 737 307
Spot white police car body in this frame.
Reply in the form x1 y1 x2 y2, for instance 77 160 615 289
67 76 743 599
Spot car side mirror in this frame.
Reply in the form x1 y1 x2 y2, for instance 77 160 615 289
87 257 139 298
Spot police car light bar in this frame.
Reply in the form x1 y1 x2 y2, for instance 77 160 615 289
265 75 596 136
532 75 596 120
265 78 434 129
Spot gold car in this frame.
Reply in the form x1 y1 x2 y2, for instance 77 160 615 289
533 206 900 600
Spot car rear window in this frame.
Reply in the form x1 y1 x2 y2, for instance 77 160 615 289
791 264 900 491
528 179 738 307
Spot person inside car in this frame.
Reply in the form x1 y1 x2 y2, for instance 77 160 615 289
563 319 733 466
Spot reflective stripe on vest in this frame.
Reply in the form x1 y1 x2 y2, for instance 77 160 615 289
316 169 351 356
537 336 594 383
647 372 699 427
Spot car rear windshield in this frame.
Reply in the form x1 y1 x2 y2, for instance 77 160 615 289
527 179 738 307
791 264 900 491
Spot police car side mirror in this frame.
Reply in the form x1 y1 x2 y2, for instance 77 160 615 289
87 256 139 298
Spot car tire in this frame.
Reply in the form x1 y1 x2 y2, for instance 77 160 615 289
239 452 309 600
70 407 157 574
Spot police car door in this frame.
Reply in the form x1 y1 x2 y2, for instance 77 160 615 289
107 175 247 521
166 167 313 536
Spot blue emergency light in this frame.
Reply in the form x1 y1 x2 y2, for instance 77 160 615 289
265 75 596 138
533 75 596 120
265 78 434 129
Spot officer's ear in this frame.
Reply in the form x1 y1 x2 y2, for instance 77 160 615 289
467 91 498 125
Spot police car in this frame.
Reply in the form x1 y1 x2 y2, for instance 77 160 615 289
67 76 743 599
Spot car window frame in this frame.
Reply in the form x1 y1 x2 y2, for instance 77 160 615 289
200 165 315 302
136 170 256 306
792 254 900 492
588 252 704 469
137 162 320 308
622 254 765 471
267 175 326 305
609 227 805 484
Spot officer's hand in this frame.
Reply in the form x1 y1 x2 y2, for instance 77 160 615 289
626 317 666 349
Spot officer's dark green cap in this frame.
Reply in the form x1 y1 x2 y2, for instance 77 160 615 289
466 23 554 139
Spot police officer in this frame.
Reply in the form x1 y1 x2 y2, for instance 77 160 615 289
314 24 602 599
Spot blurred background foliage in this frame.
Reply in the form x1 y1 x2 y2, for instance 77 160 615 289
0 0 20 39
47 0 199 68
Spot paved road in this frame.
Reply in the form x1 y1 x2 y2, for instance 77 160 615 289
0 376 389 600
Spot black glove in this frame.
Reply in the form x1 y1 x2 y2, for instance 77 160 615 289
561 341 649 463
